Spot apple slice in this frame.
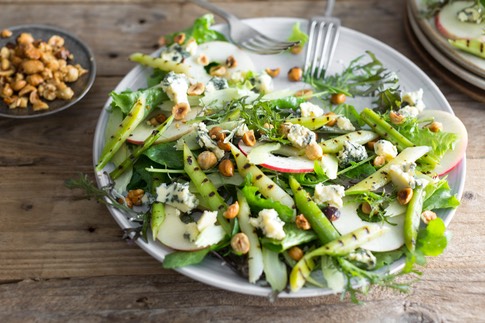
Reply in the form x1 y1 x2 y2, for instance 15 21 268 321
435 1 485 41
156 205 201 251
333 201 405 252
127 107 201 145
238 140 315 173
419 109 468 176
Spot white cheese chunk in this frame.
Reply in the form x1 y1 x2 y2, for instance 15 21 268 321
156 182 199 213
300 102 324 118
196 210 218 232
249 209 286 240
374 139 398 161
336 116 355 131
161 72 189 105
337 141 368 167
254 73 274 94
313 184 345 208
389 162 416 189
402 88 425 112
287 124 316 149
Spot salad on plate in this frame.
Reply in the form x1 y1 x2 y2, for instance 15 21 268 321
71 15 467 301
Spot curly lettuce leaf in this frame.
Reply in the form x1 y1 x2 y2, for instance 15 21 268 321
164 14 226 45
287 22 308 45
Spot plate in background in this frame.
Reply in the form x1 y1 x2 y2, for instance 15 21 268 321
408 0 485 79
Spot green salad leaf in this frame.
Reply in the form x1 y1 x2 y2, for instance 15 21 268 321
164 14 227 45
110 86 167 115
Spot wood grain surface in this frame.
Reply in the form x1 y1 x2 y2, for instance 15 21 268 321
0 0 484 322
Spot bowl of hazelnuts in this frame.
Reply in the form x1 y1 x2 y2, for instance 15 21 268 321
0 24 96 118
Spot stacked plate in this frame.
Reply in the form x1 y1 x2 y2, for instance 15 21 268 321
406 0 485 93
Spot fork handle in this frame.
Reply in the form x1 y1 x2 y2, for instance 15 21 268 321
325 0 335 16
190 0 238 23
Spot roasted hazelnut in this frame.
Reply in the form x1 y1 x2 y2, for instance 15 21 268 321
265 67 280 78
231 232 250 254
330 93 346 105
397 187 413 205
295 214 311 230
218 159 234 177
223 201 240 219
288 246 304 261
197 151 218 170
390 111 405 125
287 66 302 82
242 130 256 146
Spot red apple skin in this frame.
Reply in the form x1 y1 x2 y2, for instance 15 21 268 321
237 141 315 173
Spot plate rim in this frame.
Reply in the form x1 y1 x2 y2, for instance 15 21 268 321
0 24 96 119
92 16 466 298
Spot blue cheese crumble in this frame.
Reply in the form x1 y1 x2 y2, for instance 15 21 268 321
313 184 345 208
300 102 324 118
160 43 191 64
287 124 316 149
249 209 286 240
336 116 355 131
374 139 398 161
161 72 189 105
253 73 273 94
398 89 425 118
205 77 228 93
389 161 416 189
156 182 199 213
337 141 368 167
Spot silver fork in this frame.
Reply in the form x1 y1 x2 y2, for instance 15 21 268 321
190 0 300 55
303 0 341 78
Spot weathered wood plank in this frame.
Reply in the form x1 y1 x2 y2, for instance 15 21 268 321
0 272 483 322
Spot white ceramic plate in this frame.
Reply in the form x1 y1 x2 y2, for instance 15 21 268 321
409 0 485 79
407 3 485 91
93 17 466 298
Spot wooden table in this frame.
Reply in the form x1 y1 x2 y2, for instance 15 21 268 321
1 0 484 321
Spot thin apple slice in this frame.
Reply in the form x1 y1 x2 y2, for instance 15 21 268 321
127 107 201 145
333 201 405 252
238 140 315 173
156 205 201 251
419 109 468 176
435 1 485 41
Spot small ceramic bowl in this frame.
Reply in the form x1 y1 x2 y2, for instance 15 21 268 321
0 24 96 118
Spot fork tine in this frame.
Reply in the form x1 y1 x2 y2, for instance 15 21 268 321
315 22 338 78
305 18 340 78
239 42 284 55
254 34 300 47
303 20 318 74
242 37 298 55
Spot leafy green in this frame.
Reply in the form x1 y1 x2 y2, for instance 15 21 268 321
163 248 211 269
163 14 226 45
287 22 308 45
393 117 458 162
373 249 405 269
143 142 184 169
110 86 167 115
417 217 448 256
241 185 294 222
423 180 460 211
261 224 317 252
304 51 398 98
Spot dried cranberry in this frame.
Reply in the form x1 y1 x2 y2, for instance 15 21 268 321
323 206 340 221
